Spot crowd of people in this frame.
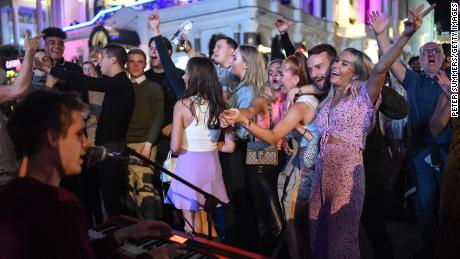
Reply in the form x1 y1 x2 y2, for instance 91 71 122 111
0 4 458 259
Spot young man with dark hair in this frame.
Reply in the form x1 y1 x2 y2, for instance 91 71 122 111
41 27 88 103
126 48 165 220
212 35 239 97
0 90 180 259
145 10 186 230
145 11 185 164
36 44 135 217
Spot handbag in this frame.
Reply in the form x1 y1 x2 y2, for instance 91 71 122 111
246 95 278 166
161 151 176 183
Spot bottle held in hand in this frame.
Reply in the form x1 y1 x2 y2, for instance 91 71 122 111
170 19 193 45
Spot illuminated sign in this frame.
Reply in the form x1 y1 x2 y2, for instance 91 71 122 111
6 59 21 70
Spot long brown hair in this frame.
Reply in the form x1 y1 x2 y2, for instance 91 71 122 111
182 57 226 129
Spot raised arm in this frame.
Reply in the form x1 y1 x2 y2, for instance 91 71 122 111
148 10 185 100
367 4 435 103
275 18 296 57
0 33 42 103
370 11 407 83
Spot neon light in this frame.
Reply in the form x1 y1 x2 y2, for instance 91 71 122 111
63 5 122 31
125 0 156 8
63 0 156 32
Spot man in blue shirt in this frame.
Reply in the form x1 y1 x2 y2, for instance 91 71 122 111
373 11 451 256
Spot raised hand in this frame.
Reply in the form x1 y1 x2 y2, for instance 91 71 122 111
369 11 390 36
275 18 292 34
24 32 44 55
148 9 161 35
180 32 192 52
402 4 436 37
437 70 451 97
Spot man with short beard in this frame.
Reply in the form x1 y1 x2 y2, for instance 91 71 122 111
37 44 135 217
290 43 336 99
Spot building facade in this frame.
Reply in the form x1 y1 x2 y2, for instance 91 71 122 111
0 0 438 66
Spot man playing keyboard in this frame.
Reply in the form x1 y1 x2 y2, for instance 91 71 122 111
0 90 183 259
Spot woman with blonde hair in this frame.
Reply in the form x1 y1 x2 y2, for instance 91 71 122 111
219 44 266 247
307 6 432 258
222 52 318 258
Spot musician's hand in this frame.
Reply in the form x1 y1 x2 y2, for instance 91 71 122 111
114 220 172 244
148 244 187 259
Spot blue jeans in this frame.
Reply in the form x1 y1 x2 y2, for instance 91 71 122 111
413 147 447 245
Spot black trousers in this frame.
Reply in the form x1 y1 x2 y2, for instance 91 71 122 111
220 139 258 250
362 147 394 259
247 164 285 256
156 136 184 231
96 141 129 217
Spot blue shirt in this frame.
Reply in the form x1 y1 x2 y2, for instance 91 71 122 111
215 65 239 93
227 83 259 139
402 69 451 146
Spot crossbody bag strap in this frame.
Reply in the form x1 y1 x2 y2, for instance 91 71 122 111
260 94 274 130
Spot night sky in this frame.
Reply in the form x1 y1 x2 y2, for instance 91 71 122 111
427 0 456 32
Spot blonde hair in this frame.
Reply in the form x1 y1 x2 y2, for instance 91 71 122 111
319 48 374 109
238 45 266 92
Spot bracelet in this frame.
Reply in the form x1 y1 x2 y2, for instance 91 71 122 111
184 47 192 53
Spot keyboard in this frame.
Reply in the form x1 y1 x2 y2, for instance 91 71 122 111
89 215 268 259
